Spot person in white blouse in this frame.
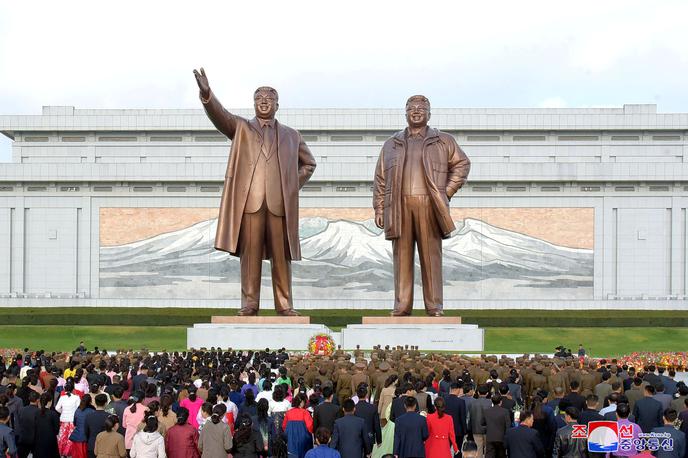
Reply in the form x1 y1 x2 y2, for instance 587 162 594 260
268 385 291 415
55 380 82 456
255 380 274 404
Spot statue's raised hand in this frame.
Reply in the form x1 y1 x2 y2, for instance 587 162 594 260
193 67 210 99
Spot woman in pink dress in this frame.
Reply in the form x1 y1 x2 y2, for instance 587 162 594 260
425 396 458 458
179 385 204 429
122 391 146 451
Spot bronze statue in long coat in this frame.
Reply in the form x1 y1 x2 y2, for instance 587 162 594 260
194 68 316 315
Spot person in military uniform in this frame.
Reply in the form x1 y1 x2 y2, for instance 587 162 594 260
351 362 370 396
372 362 392 404
353 345 365 359
335 364 353 406
547 364 568 396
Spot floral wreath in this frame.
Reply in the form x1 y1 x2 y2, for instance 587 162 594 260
308 334 336 356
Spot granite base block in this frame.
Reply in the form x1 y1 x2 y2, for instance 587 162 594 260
340 323 484 351
187 323 332 350
187 322 484 351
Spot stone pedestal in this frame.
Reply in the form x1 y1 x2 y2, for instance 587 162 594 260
210 316 310 324
186 316 484 351
340 317 484 351
362 316 462 324
187 316 331 350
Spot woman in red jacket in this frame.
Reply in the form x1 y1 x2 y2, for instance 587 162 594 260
425 396 458 458
283 394 314 458
282 394 313 433
164 407 200 458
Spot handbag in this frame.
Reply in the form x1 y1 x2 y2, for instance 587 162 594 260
68 429 80 442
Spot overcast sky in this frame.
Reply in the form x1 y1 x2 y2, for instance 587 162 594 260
1 0 687 161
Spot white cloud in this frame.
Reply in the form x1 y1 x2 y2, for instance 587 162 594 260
0 0 686 121
538 97 568 108
566 2 688 73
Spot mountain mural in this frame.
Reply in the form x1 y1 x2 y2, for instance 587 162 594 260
99 217 593 299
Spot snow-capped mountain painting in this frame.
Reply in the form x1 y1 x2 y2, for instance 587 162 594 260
99 216 593 300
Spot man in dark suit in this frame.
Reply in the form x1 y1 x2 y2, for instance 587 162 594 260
504 410 545 458
353 384 382 448
594 372 613 404
679 400 688 443
651 409 686 458
498 383 517 425
578 394 604 426
481 394 510 458
672 384 688 413
443 382 468 455
390 383 417 422
314 386 341 434
469 384 494 457
132 366 147 393
393 396 429 458
103 375 120 396
653 383 673 411
660 368 678 397
643 365 661 389
559 380 586 413
632 384 664 433
625 377 645 411
331 399 370 458
461 382 476 412
84 394 111 458
16 391 39 458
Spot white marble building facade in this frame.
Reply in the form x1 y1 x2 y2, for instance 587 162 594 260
0 103 686 310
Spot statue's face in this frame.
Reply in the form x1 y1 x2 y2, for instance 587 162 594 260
254 90 279 119
405 100 431 128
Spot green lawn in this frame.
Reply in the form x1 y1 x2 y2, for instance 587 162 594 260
485 327 688 357
1 307 688 328
0 326 187 353
2 325 686 356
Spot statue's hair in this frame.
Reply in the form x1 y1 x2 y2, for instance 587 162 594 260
254 86 279 101
406 94 430 108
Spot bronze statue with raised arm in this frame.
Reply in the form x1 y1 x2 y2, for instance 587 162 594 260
373 95 471 316
193 68 316 316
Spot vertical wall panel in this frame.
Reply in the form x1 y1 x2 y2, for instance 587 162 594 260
666 208 672 294
0 208 10 294
617 208 671 296
611 207 618 296
684 208 687 296
75 208 80 293
24 208 77 294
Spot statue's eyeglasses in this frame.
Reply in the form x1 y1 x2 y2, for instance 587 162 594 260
255 96 276 102
406 105 429 112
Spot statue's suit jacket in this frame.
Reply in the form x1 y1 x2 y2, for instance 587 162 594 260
373 127 470 240
202 91 316 260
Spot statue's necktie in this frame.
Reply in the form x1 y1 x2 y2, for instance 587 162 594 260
262 124 273 158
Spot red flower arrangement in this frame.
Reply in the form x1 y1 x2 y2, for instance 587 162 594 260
308 334 336 356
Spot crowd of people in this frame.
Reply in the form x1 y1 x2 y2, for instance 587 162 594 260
0 343 687 458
